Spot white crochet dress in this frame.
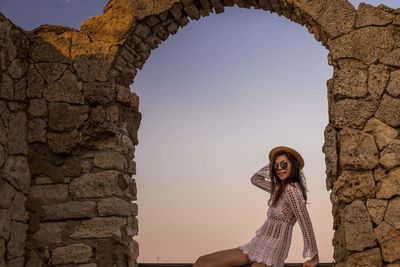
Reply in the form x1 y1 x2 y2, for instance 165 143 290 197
237 164 319 267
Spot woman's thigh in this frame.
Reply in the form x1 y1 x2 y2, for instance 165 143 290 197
250 261 271 267
195 248 250 267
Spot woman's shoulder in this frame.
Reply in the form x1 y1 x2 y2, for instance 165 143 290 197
284 182 303 197
285 182 301 190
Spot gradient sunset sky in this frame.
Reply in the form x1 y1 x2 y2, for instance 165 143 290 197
1 0 399 264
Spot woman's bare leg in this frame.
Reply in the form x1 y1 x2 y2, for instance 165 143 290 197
250 262 271 267
193 248 250 267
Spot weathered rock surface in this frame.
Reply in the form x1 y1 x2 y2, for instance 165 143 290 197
355 3 394 27
332 170 375 204
374 221 400 244
328 26 394 64
384 196 400 230
330 97 378 129
51 243 93 265
344 200 377 251
366 199 388 225
363 117 398 151
339 127 379 170
375 94 400 127
69 171 123 199
380 140 400 169
332 68 367 98
346 247 382 267
367 64 389 99
376 167 400 199
98 197 137 217
42 201 97 221
69 217 126 239
381 235 400 263
1 156 30 194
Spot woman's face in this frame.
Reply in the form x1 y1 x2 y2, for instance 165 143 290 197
274 154 292 181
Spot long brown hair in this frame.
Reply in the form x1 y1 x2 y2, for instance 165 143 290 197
267 151 309 207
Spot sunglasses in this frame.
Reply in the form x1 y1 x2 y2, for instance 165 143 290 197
273 160 288 171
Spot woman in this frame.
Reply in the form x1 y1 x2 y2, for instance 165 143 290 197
193 146 319 267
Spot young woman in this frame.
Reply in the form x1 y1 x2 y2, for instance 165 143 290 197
193 146 319 267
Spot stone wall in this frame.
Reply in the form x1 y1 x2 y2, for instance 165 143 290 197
0 12 30 267
1 0 400 266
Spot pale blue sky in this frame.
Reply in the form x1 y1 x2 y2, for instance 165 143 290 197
1 0 399 264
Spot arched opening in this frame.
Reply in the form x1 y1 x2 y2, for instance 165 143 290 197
130 4 332 265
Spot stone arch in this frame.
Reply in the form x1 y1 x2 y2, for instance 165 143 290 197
106 0 357 86
1 0 400 266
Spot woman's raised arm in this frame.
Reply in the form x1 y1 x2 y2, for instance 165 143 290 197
250 163 272 193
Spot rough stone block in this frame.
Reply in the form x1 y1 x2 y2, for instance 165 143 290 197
73 55 110 82
63 156 82 177
83 81 115 104
32 222 65 246
0 181 16 209
7 59 26 79
93 151 127 171
322 123 338 190
332 68 367 98
34 62 67 83
339 127 379 171
346 247 382 267
380 140 400 169
69 217 126 239
329 26 394 64
0 209 11 240
28 99 47 117
356 3 394 27
116 134 135 159
332 170 375 204
381 234 400 262
377 167 400 199
26 67 44 98
25 251 44 267
42 201 97 221
9 192 28 222
1 155 30 194
28 184 68 203
28 118 47 143
387 69 400 98
363 117 398 151
48 102 88 131
85 105 120 135
381 48 400 67
97 197 133 217
47 130 82 154
330 97 378 129
366 199 388 225
8 112 27 155
344 200 377 251
51 243 93 265
0 73 13 100
384 196 400 230
375 94 400 127
6 221 28 259
374 221 400 244
7 257 24 267
69 171 123 199
117 86 139 108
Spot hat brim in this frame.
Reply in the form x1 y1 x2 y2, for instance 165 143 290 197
268 146 304 170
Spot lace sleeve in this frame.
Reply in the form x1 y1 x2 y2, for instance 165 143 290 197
285 183 319 258
250 163 272 193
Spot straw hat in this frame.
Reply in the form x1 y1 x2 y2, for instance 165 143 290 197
268 146 305 170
